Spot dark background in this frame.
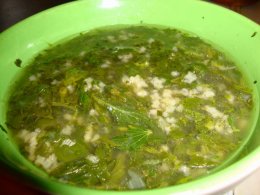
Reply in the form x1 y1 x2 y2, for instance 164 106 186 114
0 0 259 194
0 0 259 32
0 0 71 32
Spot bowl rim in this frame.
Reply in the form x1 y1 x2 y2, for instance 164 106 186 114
0 0 260 194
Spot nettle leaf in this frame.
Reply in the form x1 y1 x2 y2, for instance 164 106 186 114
113 126 152 151
93 96 157 150
93 96 157 129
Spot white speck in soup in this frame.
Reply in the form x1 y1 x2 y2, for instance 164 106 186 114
89 109 99 116
164 126 171 135
76 116 84 125
201 90 215 99
51 79 59 85
204 105 224 119
226 91 235 104
237 118 248 130
218 55 224 61
84 124 100 143
101 63 110 68
87 154 99 164
183 71 197 84
148 38 155 44
107 35 116 43
137 89 148 97
145 53 150 59
35 154 58 171
149 109 158 117
64 60 72 67
92 134 100 142
84 77 93 92
179 165 190 176
160 145 169 152
122 75 148 97
84 77 93 83
180 88 190 96
171 71 180 77
162 111 169 118
139 46 146 53
172 46 178 52
214 118 233 134
151 99 160 109
99 81 106 90
53 70 60 75
176 104 184 112
150 77 166 89
19 128 41 160
91 81 106 93
169 52 175 59
103 127 110 134
162 89 172 98
67 85 75 93
166 117 176 124
63 113 73 121
29 75 37 81
84 125 93 143
175 33 181 39
61 125 74 135
158 117 171 134
130 75 148 89
79 51 86 57
38 97 46 107
196 86 215 99
121 75 129 84
61 139 76 147
144 159 161 165
127 32 135 37
218 65 236 71
160 162 170 172
108 74 114 80
119 34 128 40
203 59 209 65
165 105 177 114
118 53 133 63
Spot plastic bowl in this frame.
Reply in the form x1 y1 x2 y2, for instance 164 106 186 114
0 0 260 194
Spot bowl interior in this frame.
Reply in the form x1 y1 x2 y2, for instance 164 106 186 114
0 0 260 194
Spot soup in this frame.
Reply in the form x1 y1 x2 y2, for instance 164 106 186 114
6 26 254 190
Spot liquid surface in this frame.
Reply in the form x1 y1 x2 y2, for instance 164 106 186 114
6 26 254 190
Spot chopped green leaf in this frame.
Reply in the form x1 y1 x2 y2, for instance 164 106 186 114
113 126 152 150
93 96 158 130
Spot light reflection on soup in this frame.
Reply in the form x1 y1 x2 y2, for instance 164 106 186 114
6 26 254 190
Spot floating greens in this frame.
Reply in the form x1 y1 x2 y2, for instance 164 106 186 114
6 25 254 190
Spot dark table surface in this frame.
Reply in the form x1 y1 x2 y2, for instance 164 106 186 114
0 0 259 194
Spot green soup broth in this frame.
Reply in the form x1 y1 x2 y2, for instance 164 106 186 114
6 25 256 190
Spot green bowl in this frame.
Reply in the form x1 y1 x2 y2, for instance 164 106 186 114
0 0 260 194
